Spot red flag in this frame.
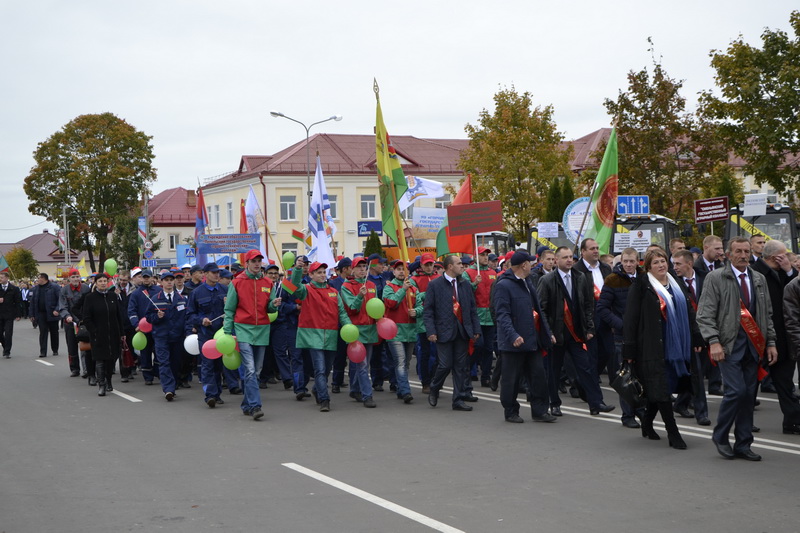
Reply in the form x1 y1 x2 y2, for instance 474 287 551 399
435 174 473 255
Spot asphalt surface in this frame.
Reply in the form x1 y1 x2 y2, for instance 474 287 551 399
2 324 800 533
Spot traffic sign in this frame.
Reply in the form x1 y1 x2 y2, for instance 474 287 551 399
184 248 195 258
144 240 153 250
141 259 157 268
143 249 154 259
617 195 650 215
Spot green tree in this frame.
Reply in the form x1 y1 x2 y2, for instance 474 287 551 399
710 163 744 207
23 113 157 273
106 214 161 269
459 86 573 241
545 177 563 222
700 11 800 193
5 246 38 280
561 176 575 212
363 231 384 257
601 42 724 221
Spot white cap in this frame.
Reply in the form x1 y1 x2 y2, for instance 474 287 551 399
181 263 192 269
130 267 143 277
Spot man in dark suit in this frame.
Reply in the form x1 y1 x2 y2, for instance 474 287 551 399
29 273 63 358
752 240 800 434
538 246 615 416
694 235 725 395
424 255 481 412
0 271 23 358
671 249 711 426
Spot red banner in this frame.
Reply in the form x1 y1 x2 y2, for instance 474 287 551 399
446 201 504 237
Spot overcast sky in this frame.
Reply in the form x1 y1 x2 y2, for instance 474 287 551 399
1 1 795 243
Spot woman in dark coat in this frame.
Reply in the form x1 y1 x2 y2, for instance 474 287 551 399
80 273 125 396
623 248 704 449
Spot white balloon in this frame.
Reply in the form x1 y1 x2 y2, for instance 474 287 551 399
183 334 200 355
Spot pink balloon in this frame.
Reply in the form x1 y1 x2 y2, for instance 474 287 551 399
138 317 152 333
347 341 366 364
376 317 398 340
202 339 222 360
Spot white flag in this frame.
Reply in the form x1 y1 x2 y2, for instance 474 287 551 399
398 176 445 212
245 185 268 259
307 156 336 271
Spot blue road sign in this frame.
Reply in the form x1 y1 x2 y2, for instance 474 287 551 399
617 195 650 215
184 248 195 258
143 249 154 259
141 259 158 268
357 221 383 237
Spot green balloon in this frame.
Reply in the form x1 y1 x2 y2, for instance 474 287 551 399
104 258 118 276
268 312 278 322
222 350 241 370
132 331 147 351
214 328 226 340
216 334 236 355
366 298 386 320
340 324 359 343
282 251 296 270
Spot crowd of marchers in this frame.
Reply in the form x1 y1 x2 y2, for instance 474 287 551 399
2 234 800 460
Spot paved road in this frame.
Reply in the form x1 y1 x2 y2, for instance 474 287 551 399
2 324 799 533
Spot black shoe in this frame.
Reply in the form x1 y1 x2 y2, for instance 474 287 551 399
452 401 473 411
708 388 723 396
558 383 567 394
532 413 557 423
296 392 306 401
373 385 384 392
303 392 312 398
550 406 563 417
481 380 490 388
506 414 524 423
165 391 174 401
81 372 88 378
428 391 438 407
349 391 363 403
320 400 330 412
390 384 397 392
622 418 641 429
489 381 498 392
590 404 615 415
252 408 264 420
363 397 376 408
145 380 153 386
88 376 97 386
734 449 761 461
463 394 479 403
332 384 340 394
422 385 431 394
120 377 129 383
713 438 735 459
641 424 660 440
569 387 580 399
403 394 413 404
52 353 59 357
97 384 106 396
106 383 113 392
70 370 80 377
754 399 761 407
668 433 687 450
206 398 216 408
229 387 243 395
216 397 224 405
674 407 693 418
783 424 800 435
283 380 293 390
697 417 711 426
39 354 46 358
752 425 761 433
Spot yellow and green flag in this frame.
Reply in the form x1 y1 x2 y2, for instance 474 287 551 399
375 86 409 249
584 128 619 254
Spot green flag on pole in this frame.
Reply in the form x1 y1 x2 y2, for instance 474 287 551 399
584 127 619 254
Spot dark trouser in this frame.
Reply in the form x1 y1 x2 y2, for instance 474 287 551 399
371 340 388 386
138 332 156 382
272 322 306 393
95 359 114 386
673 348 710 422
416 334 437 386
547 338 604 409
707 359 723 393
332 337 348 387
154 338 182 394
63 321 81 373
36 315 59 355
642 400 680 436
500 350 548 419
431 335 469 407
589 326 614 379
769 350 800 427
612 341 637 422
0 317 15 355
713 344 758 453
471 324 496 384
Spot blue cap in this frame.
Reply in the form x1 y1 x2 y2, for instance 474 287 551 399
190 264 203 273
160 271 175 280
488 253 498 261
202 262 220 273
219 269 233 279
368 253 387 264
689 247 702 254
536 245 549 258
337 257 352 269
461 255 473 265
510 250 532 266
140 269 154 277
297 255 309 264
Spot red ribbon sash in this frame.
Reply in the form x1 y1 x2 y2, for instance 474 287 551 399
593 284 601 301
655 291 667 321
740 300 768 381
563 300 587 350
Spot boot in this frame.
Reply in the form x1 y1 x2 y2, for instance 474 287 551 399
96 362 106 397
640 402 660 440
659 401 686 449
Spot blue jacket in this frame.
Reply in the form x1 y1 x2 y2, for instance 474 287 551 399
127 284 162 328
30 281 62 321
145 290 187 342
492 269 552 353
185 282 227 342
272 271 300 327
369 272 387 300
596 264 639 342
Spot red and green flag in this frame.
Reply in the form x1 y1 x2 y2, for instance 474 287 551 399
291 229 305 243
436 174 474 256
583 127 618 254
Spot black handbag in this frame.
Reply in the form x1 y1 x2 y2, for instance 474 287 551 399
610 361 646 409
75 323 91 343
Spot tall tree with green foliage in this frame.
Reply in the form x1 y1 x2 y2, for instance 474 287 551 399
106 214 161 269
700 11 800 194
363 231 384 257
23 113 157 273
710 163 744 207
5 246 38 280
545 177 563 222
459 86 573 241
561 176 575 211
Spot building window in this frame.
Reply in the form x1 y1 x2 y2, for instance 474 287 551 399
168 234 179 251
361 194 376 219
435 194 451 209
226 202 233 228
280 195 297 221
401 205 414 220
212 205 220 228
328 194 338 220
281 242 298 255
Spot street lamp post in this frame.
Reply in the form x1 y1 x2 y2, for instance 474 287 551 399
269 111 343 202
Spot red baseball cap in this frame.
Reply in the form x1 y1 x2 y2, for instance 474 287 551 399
243 249 264 262
352 257 367 267
478 246 491 255
68 268 81 277
308 261 328 273
420 253 435 265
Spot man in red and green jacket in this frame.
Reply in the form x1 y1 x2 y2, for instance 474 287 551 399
383 261 424 404
291 261 350 412
339 256 378 408
410 253 440 393
463 246 498 388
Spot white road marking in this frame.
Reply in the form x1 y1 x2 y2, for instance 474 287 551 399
35 359 54 367
283 462 466 533
409 380 800 456
110 390 143 403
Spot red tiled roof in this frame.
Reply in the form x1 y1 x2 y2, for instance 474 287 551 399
0 230 87 264
148 187 195 226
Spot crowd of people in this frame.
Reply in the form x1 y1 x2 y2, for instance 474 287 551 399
2 233 800 461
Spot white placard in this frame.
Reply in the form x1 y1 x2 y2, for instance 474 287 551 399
538 222 559 239
613 233 631 253
630 230 652 252
743 193 768 217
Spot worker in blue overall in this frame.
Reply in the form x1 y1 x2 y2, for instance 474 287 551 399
146 271 187 401
126 269 162 386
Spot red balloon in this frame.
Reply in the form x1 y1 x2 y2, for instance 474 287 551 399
376 317 398 340
202 339 222 360
347 341 366 364
138 317 152 333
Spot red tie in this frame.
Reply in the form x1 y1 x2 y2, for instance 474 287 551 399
709 263 714 271
739 273 750 309
686 278 696 302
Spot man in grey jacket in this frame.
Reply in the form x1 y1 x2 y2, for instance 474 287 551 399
697 237 778 461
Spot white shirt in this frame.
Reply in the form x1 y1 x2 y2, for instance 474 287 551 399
443 273 458 298
704 258 716 271
583 259 604 291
